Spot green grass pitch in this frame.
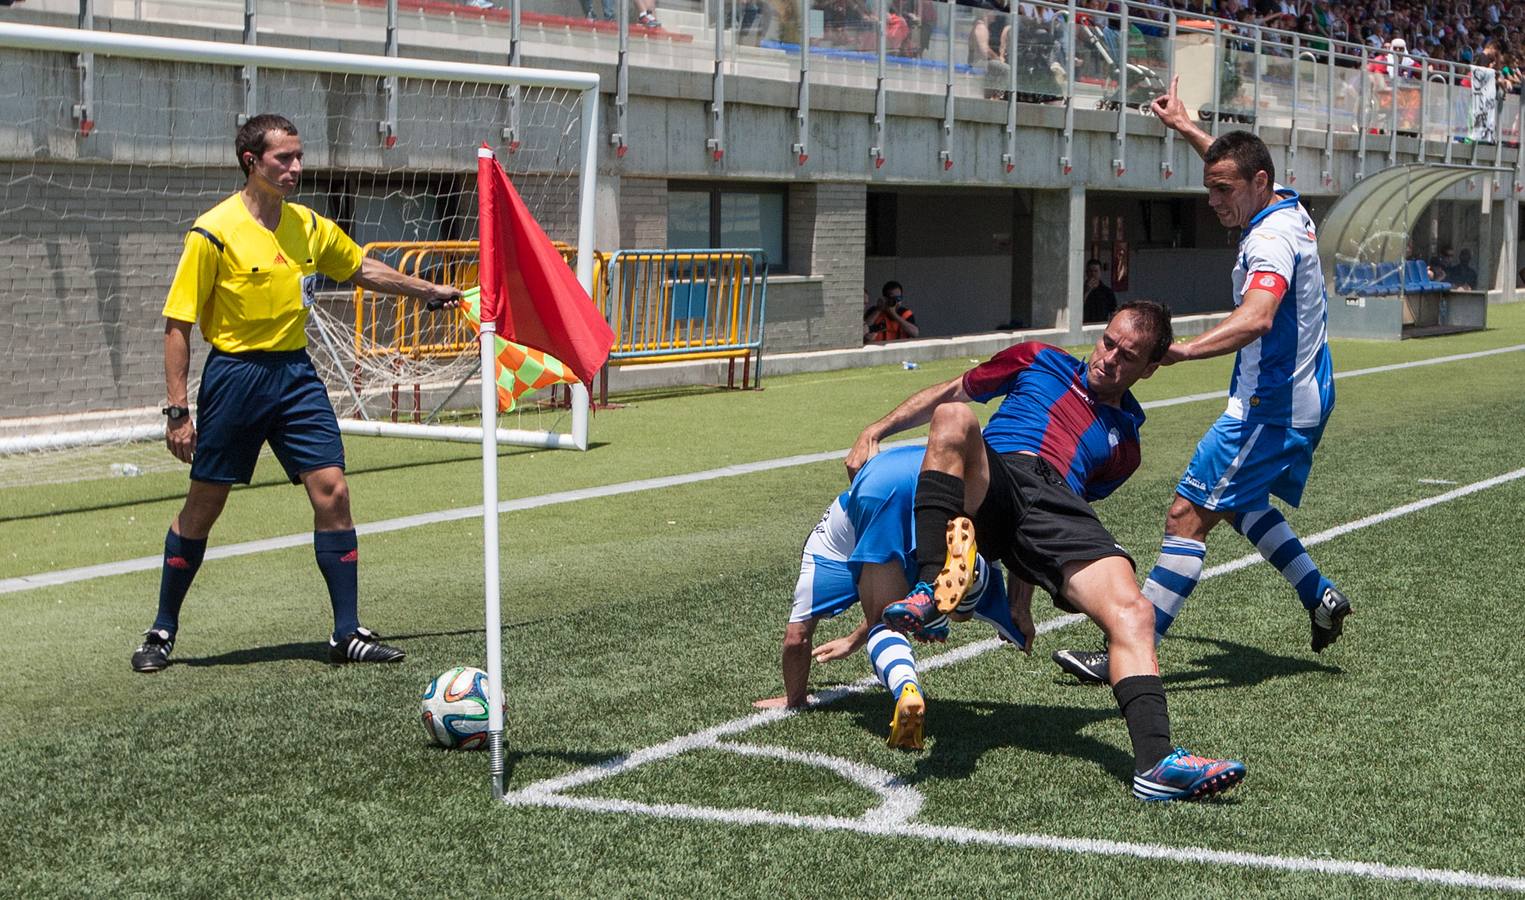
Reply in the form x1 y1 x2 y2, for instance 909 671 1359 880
4 308 1525 897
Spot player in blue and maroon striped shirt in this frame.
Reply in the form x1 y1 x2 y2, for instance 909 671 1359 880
845 301 1247 802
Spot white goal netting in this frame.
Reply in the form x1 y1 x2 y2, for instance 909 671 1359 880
0 25 595 488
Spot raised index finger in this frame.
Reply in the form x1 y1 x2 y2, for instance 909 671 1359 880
1167 73 1179 100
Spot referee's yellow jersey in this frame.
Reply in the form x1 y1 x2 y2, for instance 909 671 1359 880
163 194 364 353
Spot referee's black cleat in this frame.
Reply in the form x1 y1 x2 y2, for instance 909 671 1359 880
1052 648 1110 684
131 628 175 673
1309 586 1351 653
329 626 406 664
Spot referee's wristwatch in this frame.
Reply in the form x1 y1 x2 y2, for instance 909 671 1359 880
162 404 191 422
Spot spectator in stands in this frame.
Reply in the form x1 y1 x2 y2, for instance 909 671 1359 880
864 280 920 343
580 0 614 21
971 3 1013 99
821 0 870 48
1083 258 1118 324
632 0 661 29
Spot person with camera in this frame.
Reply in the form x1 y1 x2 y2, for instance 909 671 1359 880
863 280 920 343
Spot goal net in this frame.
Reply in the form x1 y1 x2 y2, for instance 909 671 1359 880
0 23 598 488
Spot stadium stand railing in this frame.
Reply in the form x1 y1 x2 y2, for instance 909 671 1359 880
19 0 1523 165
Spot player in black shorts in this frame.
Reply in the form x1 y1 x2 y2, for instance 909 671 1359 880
845 301 1247 802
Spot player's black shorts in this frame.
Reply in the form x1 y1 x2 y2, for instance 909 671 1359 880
971 444 1134 607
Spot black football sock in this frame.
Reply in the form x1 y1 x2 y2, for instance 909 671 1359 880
151 527 206 634
913 470 965 585
1113 674 1172 773
315 529 360 639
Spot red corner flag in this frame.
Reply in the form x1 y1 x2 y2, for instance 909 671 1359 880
476 145 613 385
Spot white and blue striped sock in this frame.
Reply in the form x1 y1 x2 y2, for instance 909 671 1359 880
1141 536 1207 641
867 624 920 701
1234 507 1331 610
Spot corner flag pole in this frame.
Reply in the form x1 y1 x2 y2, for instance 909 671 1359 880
478 146 507 801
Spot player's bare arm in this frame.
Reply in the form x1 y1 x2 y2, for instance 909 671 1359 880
813 619 870 664
1149 75 1214 159
1162 289 1279 365
350 257 463 307
163 317 196 464
846 376 970 478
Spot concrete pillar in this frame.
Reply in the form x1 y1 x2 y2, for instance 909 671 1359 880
617 176 669 250
1488 179 1517 300
787 181 867 349
1029 185 1086 338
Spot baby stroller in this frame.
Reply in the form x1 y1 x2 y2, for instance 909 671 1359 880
1073 15 1168 111
1004 16 1067 105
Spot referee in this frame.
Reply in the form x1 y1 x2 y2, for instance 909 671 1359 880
132 114 461 673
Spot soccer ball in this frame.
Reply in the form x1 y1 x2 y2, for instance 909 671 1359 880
419 666 496 750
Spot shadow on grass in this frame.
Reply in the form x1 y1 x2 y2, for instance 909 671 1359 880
1159 635 1343 693
172 618 555 669
834 693 1136 786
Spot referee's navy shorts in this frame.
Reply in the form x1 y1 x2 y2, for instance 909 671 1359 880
971 444 1134 607
190 348 345 486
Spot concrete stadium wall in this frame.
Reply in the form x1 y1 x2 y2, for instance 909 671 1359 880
2 7 1519 422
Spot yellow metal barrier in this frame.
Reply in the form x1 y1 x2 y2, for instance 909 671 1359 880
347 243 763 407
598 249 769 400
351 240 604 361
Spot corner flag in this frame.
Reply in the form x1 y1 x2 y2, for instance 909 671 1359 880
457 286 580 413
476 146 613 385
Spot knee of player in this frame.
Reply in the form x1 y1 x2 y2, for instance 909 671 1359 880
928 402 978 434
315 477 351 509
1104 592 1156 646
783 622 815 651
926 404 980 458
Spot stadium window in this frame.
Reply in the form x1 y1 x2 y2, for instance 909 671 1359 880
667 182 786 271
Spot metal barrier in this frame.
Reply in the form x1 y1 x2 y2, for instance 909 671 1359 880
353 241 480 364
598 249 768 403
349 240 603 420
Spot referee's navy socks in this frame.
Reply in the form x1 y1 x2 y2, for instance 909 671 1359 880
1112 674 1172 773
913 469 966 585
315 529 360 639
152 527 207 634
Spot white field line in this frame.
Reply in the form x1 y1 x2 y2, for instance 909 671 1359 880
506 472 1525 891
506 793 1525 893
2 342 1520 597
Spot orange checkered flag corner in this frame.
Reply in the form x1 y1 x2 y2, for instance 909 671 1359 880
476 145 613 386
456 286 579 413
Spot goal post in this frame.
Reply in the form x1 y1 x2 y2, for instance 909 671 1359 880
0 21 600 799
0 21 601 484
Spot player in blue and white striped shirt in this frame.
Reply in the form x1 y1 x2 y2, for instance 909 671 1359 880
1054 82 1350 685
756 445 1032 751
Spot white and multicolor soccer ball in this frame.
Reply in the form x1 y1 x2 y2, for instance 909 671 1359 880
419 666 496 750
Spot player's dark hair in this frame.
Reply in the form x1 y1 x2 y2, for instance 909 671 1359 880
1203 130 1275 186
236 114 299 176
1116 299 1174 363
1085 258 1103 269
881 280 903 298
